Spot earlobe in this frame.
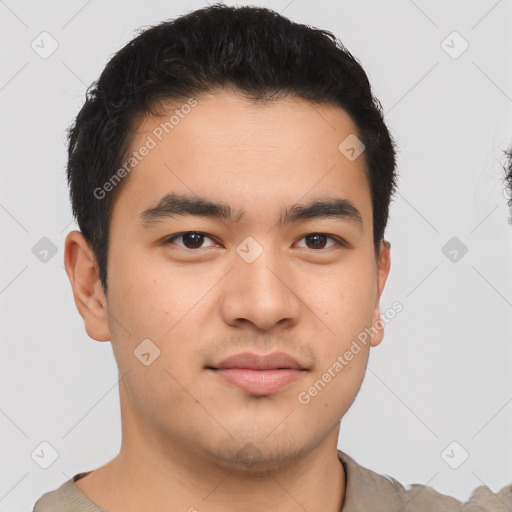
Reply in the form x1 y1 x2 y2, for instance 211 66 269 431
370 305 385 347
64 230 111 342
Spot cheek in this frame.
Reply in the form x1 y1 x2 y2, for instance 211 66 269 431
106 253 212 384
305 262 377 337
108 248 200 335
300 263 376 396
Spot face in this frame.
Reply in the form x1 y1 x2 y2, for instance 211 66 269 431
65 90 391 473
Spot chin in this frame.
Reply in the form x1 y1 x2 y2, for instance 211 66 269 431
205 433 306 474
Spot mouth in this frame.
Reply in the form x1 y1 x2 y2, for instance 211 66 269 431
206 351 308 396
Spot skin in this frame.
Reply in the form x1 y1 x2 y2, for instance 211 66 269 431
64 89 391 512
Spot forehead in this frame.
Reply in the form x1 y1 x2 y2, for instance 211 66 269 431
112 90 372 229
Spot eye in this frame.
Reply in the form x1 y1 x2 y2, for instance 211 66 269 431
163 231 347 251
294 233 345 250
164 232 219 250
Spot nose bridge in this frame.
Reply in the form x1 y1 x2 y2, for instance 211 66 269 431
221 235 300 330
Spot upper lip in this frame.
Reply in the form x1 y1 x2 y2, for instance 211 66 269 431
208 351 307 370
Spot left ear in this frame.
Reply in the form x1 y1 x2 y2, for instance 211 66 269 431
370 240 391 347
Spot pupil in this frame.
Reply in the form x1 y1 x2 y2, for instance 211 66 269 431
308 233 326 249
183 232 203 249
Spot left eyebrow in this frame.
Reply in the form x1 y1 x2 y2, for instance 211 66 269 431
139 192 363 230
280 197 363 229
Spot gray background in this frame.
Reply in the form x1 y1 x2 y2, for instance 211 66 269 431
1 0 511 509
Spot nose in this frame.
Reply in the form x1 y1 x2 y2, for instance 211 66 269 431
220 244 301 331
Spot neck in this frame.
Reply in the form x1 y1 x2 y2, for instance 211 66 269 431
75 389 346 512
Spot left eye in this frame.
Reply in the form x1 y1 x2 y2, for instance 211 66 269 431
165 232 344 250
294 233 343 250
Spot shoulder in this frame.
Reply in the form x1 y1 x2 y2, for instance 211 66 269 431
32 485 66 512
337 450 512 511
32 472 102 512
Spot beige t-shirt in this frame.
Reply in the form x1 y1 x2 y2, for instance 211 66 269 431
33 449 512 511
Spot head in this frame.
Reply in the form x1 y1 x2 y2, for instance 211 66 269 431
64 4 397 472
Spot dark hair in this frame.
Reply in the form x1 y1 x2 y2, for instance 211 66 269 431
66 3 398 294
505 146 512 220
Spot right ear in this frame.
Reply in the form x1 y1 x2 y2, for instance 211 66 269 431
63 230 111 341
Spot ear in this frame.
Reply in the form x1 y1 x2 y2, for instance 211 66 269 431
370 240 391 348
64 230 111 342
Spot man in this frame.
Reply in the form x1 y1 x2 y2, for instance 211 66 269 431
33 4 511 511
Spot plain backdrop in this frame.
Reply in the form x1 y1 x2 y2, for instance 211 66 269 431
1 0 511 509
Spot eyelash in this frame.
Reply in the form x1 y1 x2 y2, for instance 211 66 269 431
164 231 347 251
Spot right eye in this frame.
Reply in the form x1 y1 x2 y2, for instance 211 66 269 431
164 231 220 250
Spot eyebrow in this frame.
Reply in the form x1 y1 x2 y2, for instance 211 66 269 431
139 192 363 229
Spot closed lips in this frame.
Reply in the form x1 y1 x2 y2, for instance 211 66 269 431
207 351 308 371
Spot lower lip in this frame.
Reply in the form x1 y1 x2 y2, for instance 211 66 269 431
210 368 305 395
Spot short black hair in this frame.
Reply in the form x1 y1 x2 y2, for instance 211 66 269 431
505 146 512 221
66 3 398 294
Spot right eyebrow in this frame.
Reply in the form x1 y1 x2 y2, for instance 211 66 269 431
139 192 244 225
